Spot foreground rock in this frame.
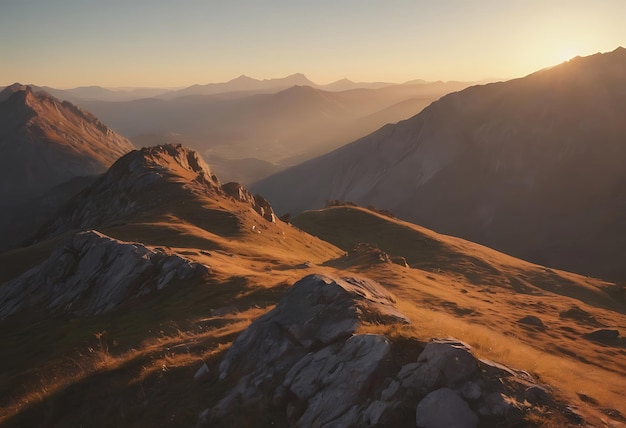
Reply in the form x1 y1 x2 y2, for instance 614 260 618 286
0 230 209 318
199 274 577 427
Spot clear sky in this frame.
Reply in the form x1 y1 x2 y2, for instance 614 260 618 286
1 0 624 88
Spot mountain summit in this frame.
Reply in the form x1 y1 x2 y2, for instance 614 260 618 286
0 84 134 208
253 47 626 280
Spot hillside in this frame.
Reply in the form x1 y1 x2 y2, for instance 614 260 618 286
1 145 625 426
252 47 626 281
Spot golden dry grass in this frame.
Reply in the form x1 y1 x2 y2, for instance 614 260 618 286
1 203 625 427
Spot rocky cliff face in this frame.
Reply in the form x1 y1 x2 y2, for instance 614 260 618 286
0 230 209 318
0 84 134 208
200 274 575 427
253 47 626 280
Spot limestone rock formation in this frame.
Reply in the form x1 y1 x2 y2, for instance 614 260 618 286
0 230 209 318
199 273 576 427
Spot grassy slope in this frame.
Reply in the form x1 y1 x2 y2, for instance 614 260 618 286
293 206 626 424
1 204 625 426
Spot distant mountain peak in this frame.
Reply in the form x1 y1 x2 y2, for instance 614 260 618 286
0 82 32 102
231 74 257 83
0 85 134 206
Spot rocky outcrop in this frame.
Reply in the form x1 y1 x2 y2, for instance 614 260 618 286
0 230 209 318
222 182 276 222
33 144 222 240
199 274 575 427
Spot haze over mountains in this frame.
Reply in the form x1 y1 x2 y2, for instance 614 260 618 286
0 84 133 208
253 47 626 281
77 79 470 183
1 48 626 427
1 74 473 184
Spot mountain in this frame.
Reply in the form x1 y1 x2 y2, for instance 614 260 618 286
78 80 470 183
1 189 624 426
159 73 317 99
252 47 626 281
321 78 395 91
0 84 134 208
0 84 135 252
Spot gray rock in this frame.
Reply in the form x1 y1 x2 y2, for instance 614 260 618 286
416 387 478 428
193 363 210 382
460 381 482 401
202 274 407 426
401 338 477 393
199 274 583 427
0 230 209 318
285 334 390 427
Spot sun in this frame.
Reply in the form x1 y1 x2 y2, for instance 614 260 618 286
555 47 579 64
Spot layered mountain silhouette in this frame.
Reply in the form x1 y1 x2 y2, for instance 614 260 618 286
160 73 317 99
0 84 133 208
2 52 626 427
78 80 469 183
253 47 626 280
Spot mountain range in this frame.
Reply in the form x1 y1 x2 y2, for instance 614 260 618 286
253 46 626 281
1 50 626 427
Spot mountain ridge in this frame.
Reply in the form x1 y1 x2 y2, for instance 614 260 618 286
0 84 134 209
252 47 626 280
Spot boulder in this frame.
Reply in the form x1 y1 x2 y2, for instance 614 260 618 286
202 274 407 426
222 182 276 223
284 334 391 427
416 387 478 428
400 338 477 394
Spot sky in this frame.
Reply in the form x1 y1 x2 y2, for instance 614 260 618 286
1 0 625 88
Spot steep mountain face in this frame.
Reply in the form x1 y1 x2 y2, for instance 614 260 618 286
0 84 134 208
253 47 626 280
31 144 244 241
